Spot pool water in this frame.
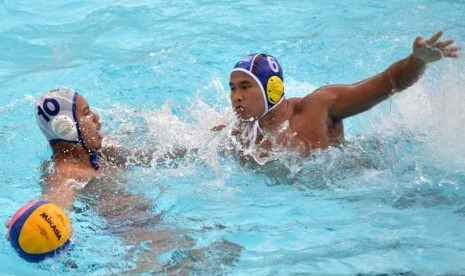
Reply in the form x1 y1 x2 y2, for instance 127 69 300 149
1 0 465 275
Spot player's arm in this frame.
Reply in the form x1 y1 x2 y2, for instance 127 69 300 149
41 172 77 211
322 31 459 120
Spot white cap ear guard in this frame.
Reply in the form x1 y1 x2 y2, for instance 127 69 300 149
35 89 80 143
50 115 78 141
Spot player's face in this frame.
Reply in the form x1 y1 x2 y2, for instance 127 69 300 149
229 71 265 120
75 96 103 151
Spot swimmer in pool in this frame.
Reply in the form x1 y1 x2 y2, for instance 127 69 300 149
5 88 142 241
32 88 105 209
32 88 180 209
216 30 461 159
6 88 242 272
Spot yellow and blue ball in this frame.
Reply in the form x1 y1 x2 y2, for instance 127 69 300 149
8 200 72 263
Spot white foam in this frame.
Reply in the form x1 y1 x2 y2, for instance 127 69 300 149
101 60 465 182
383 59 465 171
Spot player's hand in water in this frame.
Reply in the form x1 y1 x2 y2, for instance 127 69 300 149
5 219 11 240
413 30 461 63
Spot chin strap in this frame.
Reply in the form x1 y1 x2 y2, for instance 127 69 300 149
77 134 101 170
240 97 285 152
241 119 262 153
89 151 101 170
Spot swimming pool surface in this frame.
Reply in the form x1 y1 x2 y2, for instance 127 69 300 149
1 0 465 275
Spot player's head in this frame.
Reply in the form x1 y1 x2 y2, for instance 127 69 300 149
35 88 80 144
35 89 103 169
231 53 284 118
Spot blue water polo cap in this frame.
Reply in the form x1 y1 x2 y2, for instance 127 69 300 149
232 53 285 117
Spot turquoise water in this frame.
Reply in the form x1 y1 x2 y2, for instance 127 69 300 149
1 0 465 275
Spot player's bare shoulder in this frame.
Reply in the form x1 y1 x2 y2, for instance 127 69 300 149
291 88 326 117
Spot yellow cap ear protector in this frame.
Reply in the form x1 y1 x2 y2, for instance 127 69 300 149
266 75 284 105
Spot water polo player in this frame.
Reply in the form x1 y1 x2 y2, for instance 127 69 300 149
34 88 104 209
222 30 460 159
4 89 243 271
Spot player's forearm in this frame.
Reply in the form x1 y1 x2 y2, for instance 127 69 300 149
386 54 426 93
